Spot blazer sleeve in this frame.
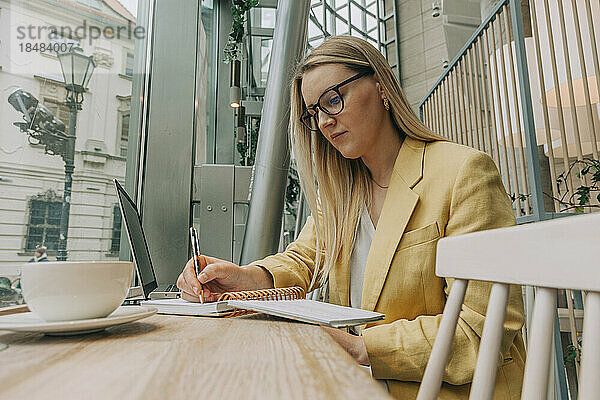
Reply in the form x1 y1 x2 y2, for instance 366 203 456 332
247 215 318 292
363 151 525 384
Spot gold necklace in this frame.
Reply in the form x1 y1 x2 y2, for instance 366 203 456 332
371 178 389 189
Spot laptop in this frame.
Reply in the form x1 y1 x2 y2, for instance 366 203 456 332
114 179 181 300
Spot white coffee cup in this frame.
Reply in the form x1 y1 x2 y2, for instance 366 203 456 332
21 261 133 322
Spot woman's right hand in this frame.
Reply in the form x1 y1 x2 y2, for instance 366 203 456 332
176 255 274 303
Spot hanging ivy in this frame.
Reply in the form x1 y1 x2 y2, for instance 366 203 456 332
223 0 259 63
236 123 259 165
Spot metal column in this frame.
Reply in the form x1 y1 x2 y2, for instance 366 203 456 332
240 0 311 264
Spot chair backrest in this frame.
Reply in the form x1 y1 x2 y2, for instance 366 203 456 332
416 212 600 400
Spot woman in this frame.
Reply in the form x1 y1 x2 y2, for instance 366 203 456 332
177 36 525 399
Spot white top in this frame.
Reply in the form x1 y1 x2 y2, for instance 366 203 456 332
349 206 375 310
348 207 387 391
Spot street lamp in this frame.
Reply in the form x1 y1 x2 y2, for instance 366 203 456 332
9 49 94 261
54 48 95 261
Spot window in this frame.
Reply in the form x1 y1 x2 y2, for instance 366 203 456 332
44 99 71 135
25 191 62 252
110 205 122 254
125 51 134 77
306 0 398 73
2 0 146 309
120 113 130 157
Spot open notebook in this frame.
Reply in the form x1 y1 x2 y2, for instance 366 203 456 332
141 287 384 328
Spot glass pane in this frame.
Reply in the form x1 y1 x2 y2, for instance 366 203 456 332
45 229 60 251
350 3 362 31
197 0 216 165
48 203 62 226
1 0 147 304
249 7 276 29
28 227 43 237
366 13 376 34
334 0 346 9
336 17 348 35
111 206 122 253
260 39 273 87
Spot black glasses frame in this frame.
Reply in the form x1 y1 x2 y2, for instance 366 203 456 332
300 70 371 131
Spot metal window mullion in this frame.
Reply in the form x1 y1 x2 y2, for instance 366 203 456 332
322 2 348 24
348 0 351 35
375 0 381 51
349 0 377 19
360 0 367 37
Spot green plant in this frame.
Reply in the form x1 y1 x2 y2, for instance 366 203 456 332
285 166 301 217
554 158 600 212
509 158 600 213
564 337 582 368
223 0 259 63
236 124 259 165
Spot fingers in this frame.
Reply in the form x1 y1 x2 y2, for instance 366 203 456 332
180 290 201 303
177 258 201 297
200 255 228 265
197 262 231 285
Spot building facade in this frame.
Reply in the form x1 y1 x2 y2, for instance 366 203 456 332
0 0 138 276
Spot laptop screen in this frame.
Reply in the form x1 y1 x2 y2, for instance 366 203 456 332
114 179 158 296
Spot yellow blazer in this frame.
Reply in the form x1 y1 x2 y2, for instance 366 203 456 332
250 136 526 399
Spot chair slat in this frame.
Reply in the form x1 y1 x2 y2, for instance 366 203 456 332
521 287 556 400
470 283 510 400
417 279 468 400
579 291 600 399
436 213 600 291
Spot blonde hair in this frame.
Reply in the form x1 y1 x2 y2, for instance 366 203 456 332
290 36 443 290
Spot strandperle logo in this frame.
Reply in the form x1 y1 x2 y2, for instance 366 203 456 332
16 20 146 46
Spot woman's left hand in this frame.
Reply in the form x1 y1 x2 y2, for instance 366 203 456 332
321 326 370 366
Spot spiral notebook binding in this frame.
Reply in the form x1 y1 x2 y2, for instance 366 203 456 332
217 286 306 317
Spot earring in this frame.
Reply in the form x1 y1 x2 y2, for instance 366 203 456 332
383 98 390 111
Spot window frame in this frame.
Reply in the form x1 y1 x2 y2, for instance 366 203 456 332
108 204 122 255
23 191 62 254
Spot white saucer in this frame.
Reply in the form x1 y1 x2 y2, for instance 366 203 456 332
0 306 157 336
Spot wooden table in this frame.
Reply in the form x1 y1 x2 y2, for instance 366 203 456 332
0 312 392 400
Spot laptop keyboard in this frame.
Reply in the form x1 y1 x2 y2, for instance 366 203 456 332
166 284 179 292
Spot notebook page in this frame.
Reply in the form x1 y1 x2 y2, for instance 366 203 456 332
141 299 233 316
226 299 384 328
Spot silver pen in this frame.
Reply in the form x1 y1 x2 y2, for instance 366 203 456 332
189 227 204 303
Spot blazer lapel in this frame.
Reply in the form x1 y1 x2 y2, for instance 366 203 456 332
361 137 426 311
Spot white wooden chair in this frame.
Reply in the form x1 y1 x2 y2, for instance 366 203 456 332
416 212 600 400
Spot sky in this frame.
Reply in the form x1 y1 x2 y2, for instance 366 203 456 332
119 0 138 18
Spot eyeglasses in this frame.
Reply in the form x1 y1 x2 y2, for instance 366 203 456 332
300 71 371 131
